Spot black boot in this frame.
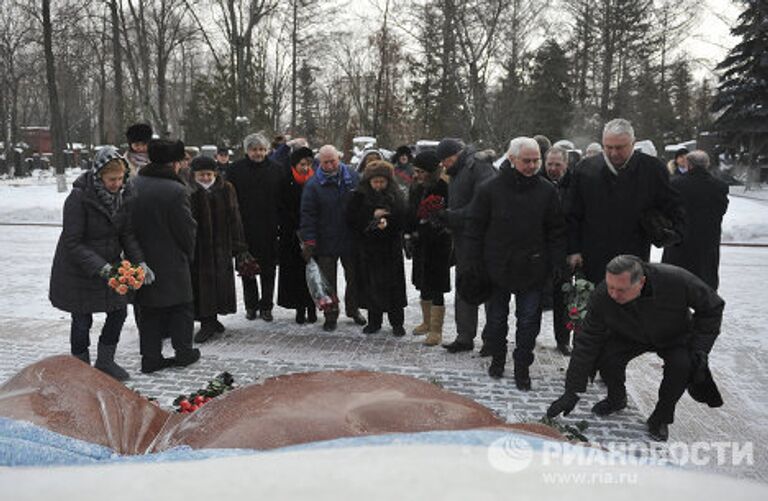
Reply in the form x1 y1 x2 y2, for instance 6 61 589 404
94 343 130 381
307 307 317 323
363 323 381 334
261 309 274 322
322 318 337 332
488 354 505 379
295 308 306 324
194 320 217 343
214 319 226 333
175 348 201 368
246 309 257 320
392 325 406 337
591 396 628 416
141 356 176 374
647 415 669 442
72 351 90 365
514 366 531 391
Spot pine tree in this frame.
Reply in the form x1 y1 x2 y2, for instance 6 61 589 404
526 40 573 141
669 59 694 142
297 60 319 144
711 0 768 186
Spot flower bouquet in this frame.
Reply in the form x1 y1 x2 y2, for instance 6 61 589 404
107 260 145 295
416 194 446 222
561 272 595 334
305 258 339 312
172 372 235 414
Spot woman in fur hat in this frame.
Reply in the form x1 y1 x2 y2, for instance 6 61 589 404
125 123 153 177
188 156 249 343
49 146 148 381
346 161 408 336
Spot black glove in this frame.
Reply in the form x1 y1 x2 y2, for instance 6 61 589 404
546 391 580 418
658 228 682 247
236 251 255 269
690 350 709 384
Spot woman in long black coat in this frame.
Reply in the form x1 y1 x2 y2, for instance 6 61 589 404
188 156 249 342
277 147 317 324
49 146 145 381
346 161 408 336
406 151 452 346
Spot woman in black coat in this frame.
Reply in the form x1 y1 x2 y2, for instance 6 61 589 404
346 161 408 336
49 146 145 381
405 151 452 346
277 147 317 324
188 156 249 342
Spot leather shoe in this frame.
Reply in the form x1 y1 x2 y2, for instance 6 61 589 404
443 340 474 353
514 367 531 391
349 312 367 326
392 325 406 337
214 320 225 333
245 309 257 320
140 356 176 374
261 309 273 322
322 319 337 332
363 324 381 334
194 324 216 343
647 417 669 442
591 396 628 416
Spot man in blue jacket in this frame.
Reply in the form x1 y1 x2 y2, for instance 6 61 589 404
300 145 367 331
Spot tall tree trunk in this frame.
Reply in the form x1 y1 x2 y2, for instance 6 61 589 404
109 0 124 142
599 0 615 119
291 0 297 131
42 0 67 191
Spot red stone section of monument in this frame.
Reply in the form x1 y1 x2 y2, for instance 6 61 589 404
153 370 508 451
0 355 174 454
0 356 564 455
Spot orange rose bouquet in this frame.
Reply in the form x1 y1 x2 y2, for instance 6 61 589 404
107 260 145 295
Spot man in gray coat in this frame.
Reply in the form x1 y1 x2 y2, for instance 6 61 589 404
437 138 497 354
131 139 200 373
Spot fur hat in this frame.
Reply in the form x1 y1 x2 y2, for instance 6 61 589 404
290 147 314 168
190 155 217 173
363 160 394 182
216 145 230 155
148 139 185 165
436 138 464 161
126 123 153 144
674 147 689 159
394 145 412 161
413 151 440 173
92 146 126 174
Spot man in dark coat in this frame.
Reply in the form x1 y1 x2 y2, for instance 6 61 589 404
547 255 725 441
227 132 283 322
215 146 232 178
299 144 366 331
277 147 317 324
566 118 685 284
131 139 200 373
543 146 574 355
464 137 566 389
662 150 729 290
435 138 497 354
188 156 249 342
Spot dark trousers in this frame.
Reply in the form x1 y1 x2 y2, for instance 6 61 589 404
242 264 276 311
598 338 692 424
70 308 127 355
484 286 543 368
316 255 359 321
453 238 486 344
137 302 194 361
552 276 571 346
368 308 405 328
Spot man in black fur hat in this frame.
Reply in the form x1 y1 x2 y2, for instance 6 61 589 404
131 139 200 373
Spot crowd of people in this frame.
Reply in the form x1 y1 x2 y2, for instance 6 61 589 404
49 117 730 442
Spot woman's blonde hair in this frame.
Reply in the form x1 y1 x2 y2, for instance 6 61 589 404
99 158 127 177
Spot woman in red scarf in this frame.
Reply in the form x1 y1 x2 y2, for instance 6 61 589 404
277 147 318 323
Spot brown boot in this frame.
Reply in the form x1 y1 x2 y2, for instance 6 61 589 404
412 300 432 335
424 305 445 346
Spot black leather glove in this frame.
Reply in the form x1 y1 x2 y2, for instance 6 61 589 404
690 350 709 384
546 391 580 418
